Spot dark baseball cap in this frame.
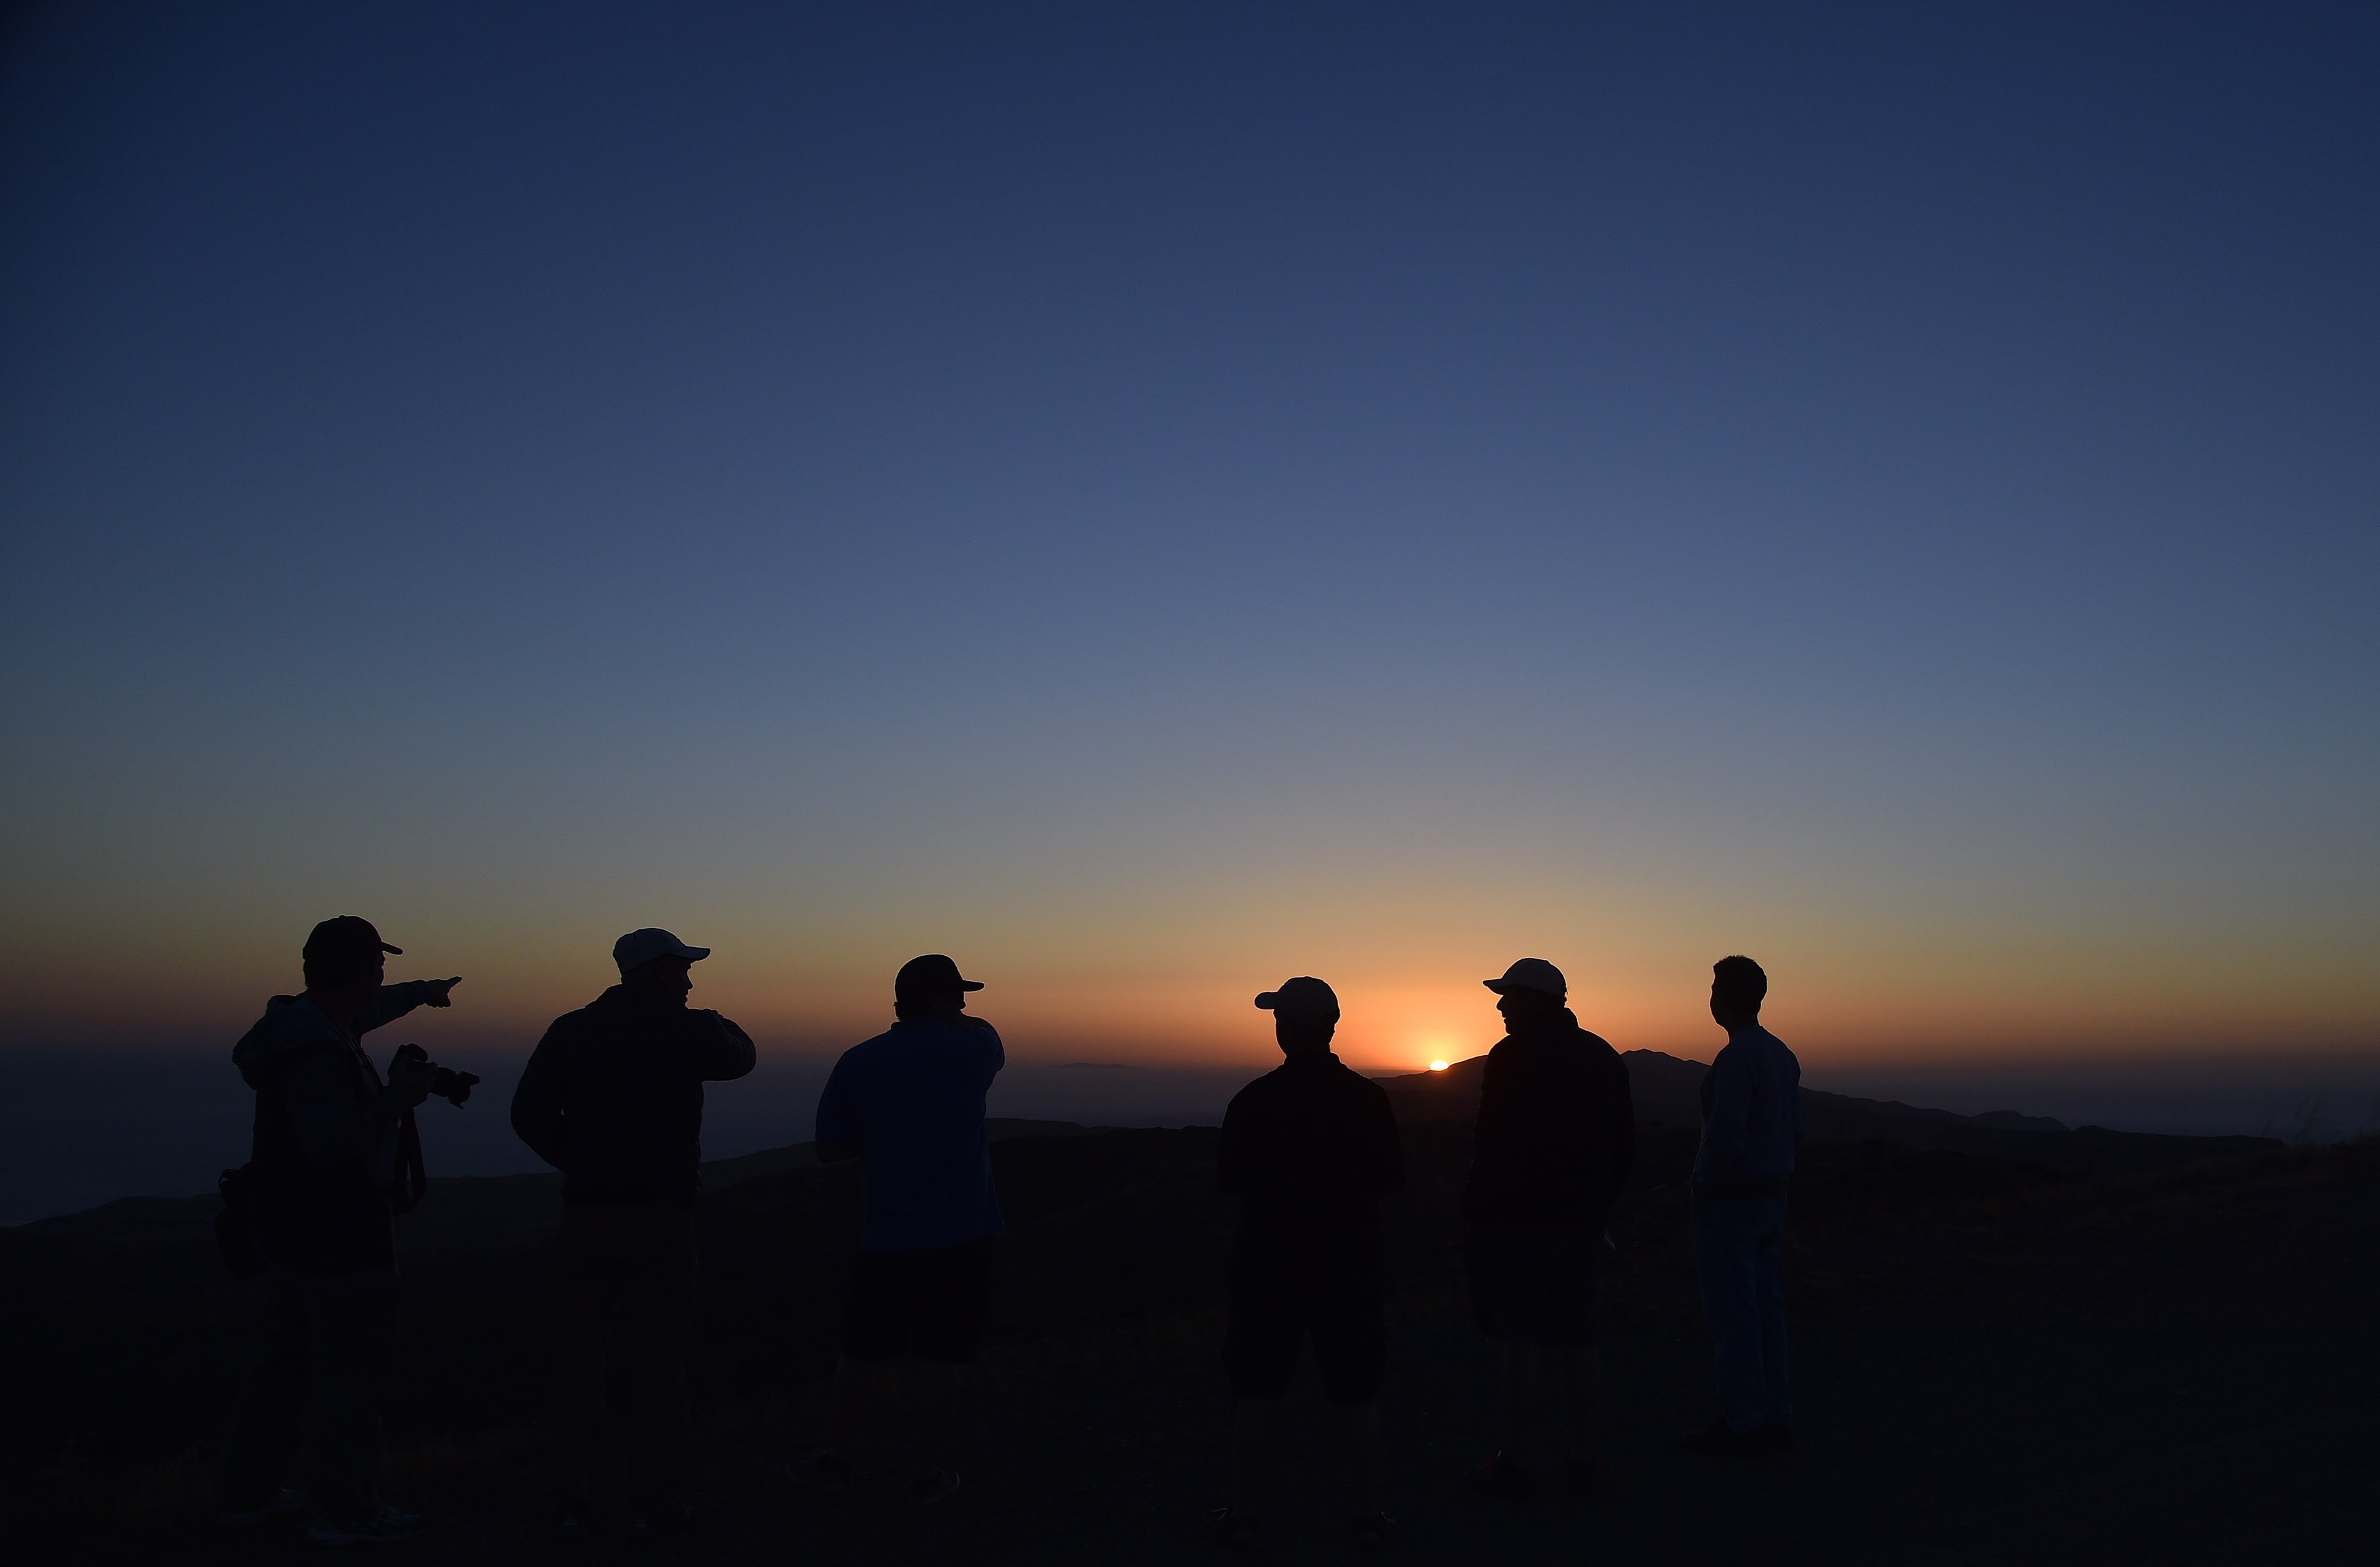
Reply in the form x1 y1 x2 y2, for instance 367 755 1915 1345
895 954 984 997
303 916 401 964
1483 957 1566 999
1255 976 1340 1020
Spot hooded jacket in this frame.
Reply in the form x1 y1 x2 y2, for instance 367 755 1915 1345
510 984 756 1203
1463 1009 1636 1232
231 982 442 1281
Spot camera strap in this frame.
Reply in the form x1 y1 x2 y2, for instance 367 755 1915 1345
390 1105 427 1215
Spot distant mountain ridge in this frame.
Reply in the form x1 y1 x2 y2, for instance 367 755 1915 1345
1375 1050 2265 1176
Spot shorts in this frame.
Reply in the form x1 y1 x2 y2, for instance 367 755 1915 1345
1225 1284 1386 1406
1465 1221 1601 1346
839 1237 993 1365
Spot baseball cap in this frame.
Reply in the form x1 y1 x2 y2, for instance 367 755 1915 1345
895 954 984 997
303 916 401 965
1255 976 1340 1020
1483 958 1566 999
613 928 711 974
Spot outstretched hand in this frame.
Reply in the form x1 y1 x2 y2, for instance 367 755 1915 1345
423 977 462 1008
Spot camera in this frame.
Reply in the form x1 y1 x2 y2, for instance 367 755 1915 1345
389 1041 480 1107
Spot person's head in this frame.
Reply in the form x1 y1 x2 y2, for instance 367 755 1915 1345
1483 957 1567 1032
613 929 710 1001
894 953 983 1022
1710 954 1767 1031
1255 976 1339 1056
301 916 399 998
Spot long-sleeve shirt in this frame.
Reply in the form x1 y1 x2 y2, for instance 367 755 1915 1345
1462 1012 1635 1231
233 982 443 1181
1690 1024 1803 1196
231 981 444 1282
512 984 757 1203
1219 1051 1404 1292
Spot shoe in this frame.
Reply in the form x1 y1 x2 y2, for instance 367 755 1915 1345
305 1504 422 1545
1206 1504 1258 1550
908 1468 961 1506
784 1450 853 1493
221 1487 305 1528
1470 1452 1537 1500
1758 1422 1795 1451
1562 1454 1597 1495
632 1500 692 1535
1680 1420 1765 1459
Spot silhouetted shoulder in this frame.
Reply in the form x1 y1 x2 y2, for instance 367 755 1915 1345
1333 1059 1395 1108
532 1005 599 1053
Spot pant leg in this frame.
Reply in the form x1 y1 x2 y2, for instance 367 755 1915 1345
220 1273 309 1511
551 1206 628 1496
1693 1201 1766 1434
612 1203 698 1506
1753 1207 1791 1426
299 1288 400 1523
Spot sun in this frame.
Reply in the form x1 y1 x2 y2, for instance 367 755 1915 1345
1429 1060 1449 1072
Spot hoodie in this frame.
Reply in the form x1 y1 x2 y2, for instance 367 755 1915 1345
231 982 440 1282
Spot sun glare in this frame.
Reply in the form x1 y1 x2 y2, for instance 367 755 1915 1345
1429 1060 1448 1071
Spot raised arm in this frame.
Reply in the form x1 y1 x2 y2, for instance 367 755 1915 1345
357 977 461 1035
689 1010 758 1082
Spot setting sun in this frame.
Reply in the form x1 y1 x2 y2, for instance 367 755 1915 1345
1429 1060 1449 1071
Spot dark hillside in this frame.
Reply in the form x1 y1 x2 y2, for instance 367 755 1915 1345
2 1110 2365 1566
1381 1051 2277 1173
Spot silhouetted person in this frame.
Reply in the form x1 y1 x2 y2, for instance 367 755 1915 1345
1682 954 1801 1458
1210 977 1403 1551
511 928 755 1533
218 916 462 1545
787 954 1004 1506
1462 957 1633 1499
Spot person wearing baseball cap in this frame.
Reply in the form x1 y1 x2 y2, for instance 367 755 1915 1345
1210 976 1404 1551
220 918 462 1545
511 929 755 1532
790 954 1004 1506
1461 958 1634 1501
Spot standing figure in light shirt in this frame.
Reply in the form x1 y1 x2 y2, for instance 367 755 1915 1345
787 954 1006 1506
1682 954 1802 1457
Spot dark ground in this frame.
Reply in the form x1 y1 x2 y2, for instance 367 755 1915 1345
4 1089 2375 1566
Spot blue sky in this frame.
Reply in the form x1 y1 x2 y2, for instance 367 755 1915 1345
3 1 2374 1070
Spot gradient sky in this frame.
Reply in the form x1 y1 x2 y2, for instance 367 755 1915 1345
4 1 2375 1076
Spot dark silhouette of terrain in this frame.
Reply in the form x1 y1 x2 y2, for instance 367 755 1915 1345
4 1065 2372 1565
1381 1052 2258 1173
